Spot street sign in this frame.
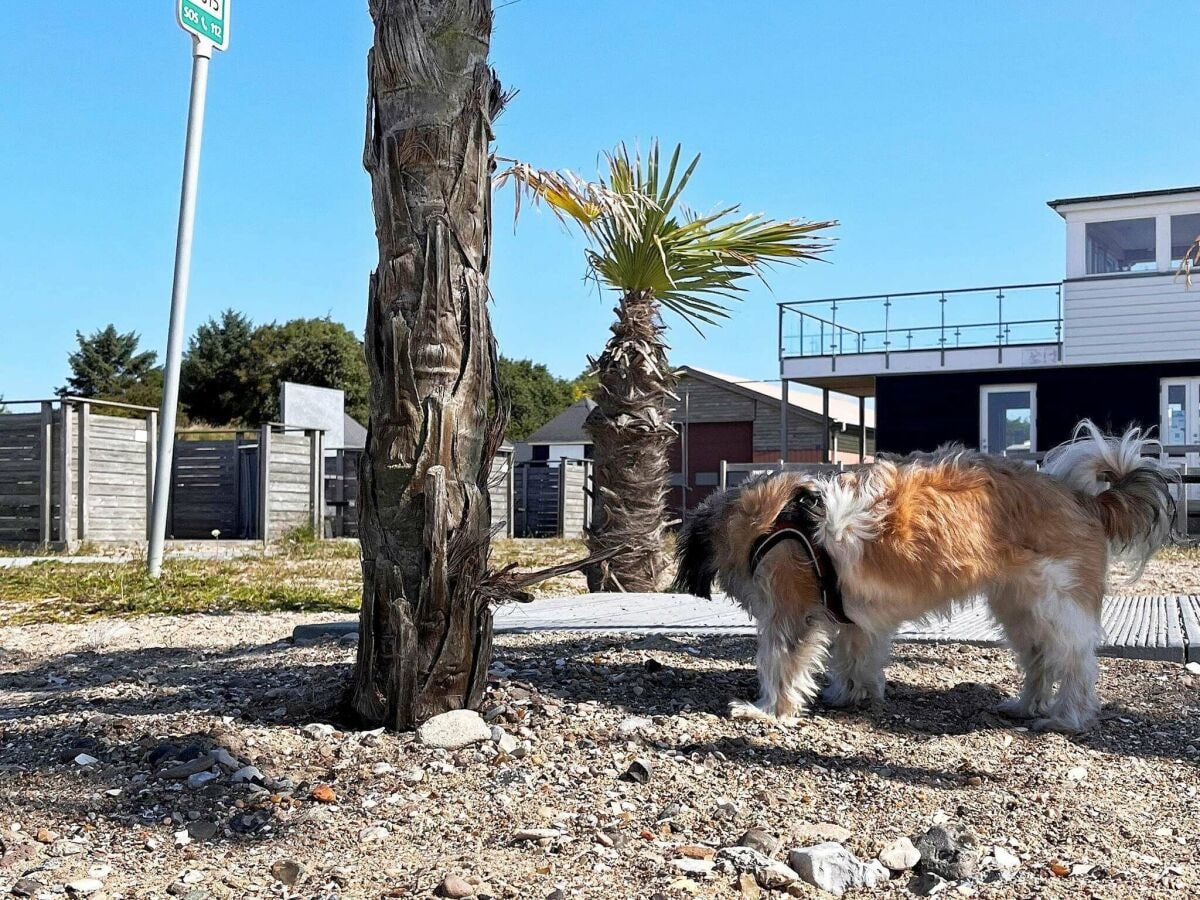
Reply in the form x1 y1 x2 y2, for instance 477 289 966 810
178 0 230 51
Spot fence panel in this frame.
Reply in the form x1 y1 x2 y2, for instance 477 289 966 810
559 460 591 539
0 412 44 542
170 440 239 539
85 413 150 542
268 433 313 538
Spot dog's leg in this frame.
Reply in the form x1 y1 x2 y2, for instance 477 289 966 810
822 624 891 708
1033 577 1102 734
731 613 828 724
988 582 1054 719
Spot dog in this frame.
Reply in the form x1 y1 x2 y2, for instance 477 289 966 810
672 421 1175 733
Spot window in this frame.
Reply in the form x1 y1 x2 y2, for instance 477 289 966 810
1171 213 1200 266
1085 217 1156 274
531 445 549 461
980 385 1036 456
694 472 720 487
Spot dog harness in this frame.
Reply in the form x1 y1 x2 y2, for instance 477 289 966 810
747 505 852 626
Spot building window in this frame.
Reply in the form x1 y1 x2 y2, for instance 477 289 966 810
1084 218 1156 274
531 445 549 461
694 472 720 487
1171 213 1200 266
980 385 1036 456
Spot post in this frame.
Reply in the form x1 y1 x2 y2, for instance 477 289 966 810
259 424 272 544
506 452 515 539
822 389 831 464
149 39 213 577
39 402 52 547
57 400 73 546
309 429 324 536
719 459 728 491
680 390 690 518
859 396 867 463
78 401 90 541
146 411 158 541
780 378 790 464
557 461 568 539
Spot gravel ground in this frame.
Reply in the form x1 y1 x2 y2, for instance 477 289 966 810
0 612 1197 900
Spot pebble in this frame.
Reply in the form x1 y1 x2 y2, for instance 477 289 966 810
738 828 781 858
512 828 563 843
437 874 475 898
878 835 922 872
670 858 714 877
360 825 389 843
11 879 41 898
617 716 654 737
311 784 337 803
1186 662 1200 675
621 759 653 783
417 710 492 750
371 762 394 776
186 770 218 790
402 767 425 785
913 824 980 881
1067 766 1088 782
909 872 948 896
791 822 851 844
496 732 520 755
187 820 218 841
714 846 800 889
270 859 303 887
992 845 1020 870
736 872 761 898
302 723 336 739
789 843 888 897
162 756 218 779
231 766 264 784
65 879 104 895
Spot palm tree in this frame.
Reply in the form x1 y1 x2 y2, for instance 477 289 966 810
499 143 835 591
349 0 508 729
1180 235 1200 285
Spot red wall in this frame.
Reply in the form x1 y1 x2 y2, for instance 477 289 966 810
667 421 753 517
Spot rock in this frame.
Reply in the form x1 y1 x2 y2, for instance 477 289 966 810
66 879 104 895
736 872 761 898
1186 662 1200 676
617 716 654 737
302 723 335 739
231 766 264 784
210 748 241 769
270 859 303 887
755 860 801 890
436 874 475 898
162 756 218 779
788 843 889 897
49 839 86 857
992 846 1020 870
417 710 492 750
173 830 191 848
187 820 218 841
792 822 852 844
360 826 389 843
512 828 563 843
715 846 799 888
401 767 425 785
621 759 653 783
716 846 774 873
676 845 716 860
34 828 55 844
310 783 337 803
1066 766 1087 783
670 858 714 877
11 878 42 898
739 828 781 858
912 824 980 881
186 770 218 789
908 872 948 896
496 732 519 755
878 836 922 872
371 762 394 776
73 754 99 766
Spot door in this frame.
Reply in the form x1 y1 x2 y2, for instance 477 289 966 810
1161 377 1200 501
980 385 1036 456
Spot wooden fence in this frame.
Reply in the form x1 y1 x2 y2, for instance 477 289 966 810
325 446 515 539
514 458 593 539
0 398 325 547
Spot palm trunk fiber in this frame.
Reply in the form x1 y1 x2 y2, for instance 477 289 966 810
585 291 675 592
350 0 505 729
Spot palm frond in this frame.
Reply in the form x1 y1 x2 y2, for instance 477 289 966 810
498 140 837 330
1178 234 1200 287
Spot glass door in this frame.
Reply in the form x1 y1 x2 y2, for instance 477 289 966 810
1161 378 1200 501
980 385 1036 456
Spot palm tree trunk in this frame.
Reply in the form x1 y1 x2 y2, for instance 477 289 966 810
585 291 675 592
350 0 506 729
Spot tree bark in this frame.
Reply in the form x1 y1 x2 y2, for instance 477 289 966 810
584 291 675 592
350 0 505 729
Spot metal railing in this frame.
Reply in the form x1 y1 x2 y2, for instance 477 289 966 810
779 282 1063 367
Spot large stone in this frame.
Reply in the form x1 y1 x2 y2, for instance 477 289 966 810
714 847 799 889
788 843 889 897
417 710 492 750
877 836 921 872
912 824 980 881
739 828 782 858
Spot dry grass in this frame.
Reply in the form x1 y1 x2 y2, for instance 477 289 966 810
0 538 589 627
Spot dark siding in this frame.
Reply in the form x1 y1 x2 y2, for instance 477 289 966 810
668 421 754 513
876 360 1200 455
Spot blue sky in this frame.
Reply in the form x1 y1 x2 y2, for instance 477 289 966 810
2 2 1197 401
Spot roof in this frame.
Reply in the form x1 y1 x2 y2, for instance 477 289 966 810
342 414 367 450
525 398 597 445
1048 185 1200 211
680 366 875 429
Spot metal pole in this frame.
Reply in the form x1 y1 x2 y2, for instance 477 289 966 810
780 378 789 464
680 391 689 518
149 40 212 577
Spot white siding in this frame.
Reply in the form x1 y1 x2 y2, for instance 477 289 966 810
1063 275 1200 365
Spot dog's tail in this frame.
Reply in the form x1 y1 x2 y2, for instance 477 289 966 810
1042 420 1176 579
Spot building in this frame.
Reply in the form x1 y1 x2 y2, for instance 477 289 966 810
778 186 1200 481
515 398 596 462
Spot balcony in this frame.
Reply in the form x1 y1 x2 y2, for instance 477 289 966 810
779 283 1063 387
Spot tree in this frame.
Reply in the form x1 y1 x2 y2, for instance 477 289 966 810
61 325 163 409
501 143 835 591
569 368 599 402
180 309 255 424
243 317 370 425
349 0 508 729
497 356 575 440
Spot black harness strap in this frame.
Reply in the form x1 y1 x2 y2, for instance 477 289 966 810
748 517 852 626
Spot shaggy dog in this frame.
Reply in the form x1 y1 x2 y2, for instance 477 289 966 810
672 422 1175 733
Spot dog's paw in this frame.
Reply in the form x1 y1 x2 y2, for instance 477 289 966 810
728 700 798 725
996 697 1036 719
1031 714 1093 735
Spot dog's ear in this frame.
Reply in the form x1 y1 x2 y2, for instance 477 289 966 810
672 504 718 598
